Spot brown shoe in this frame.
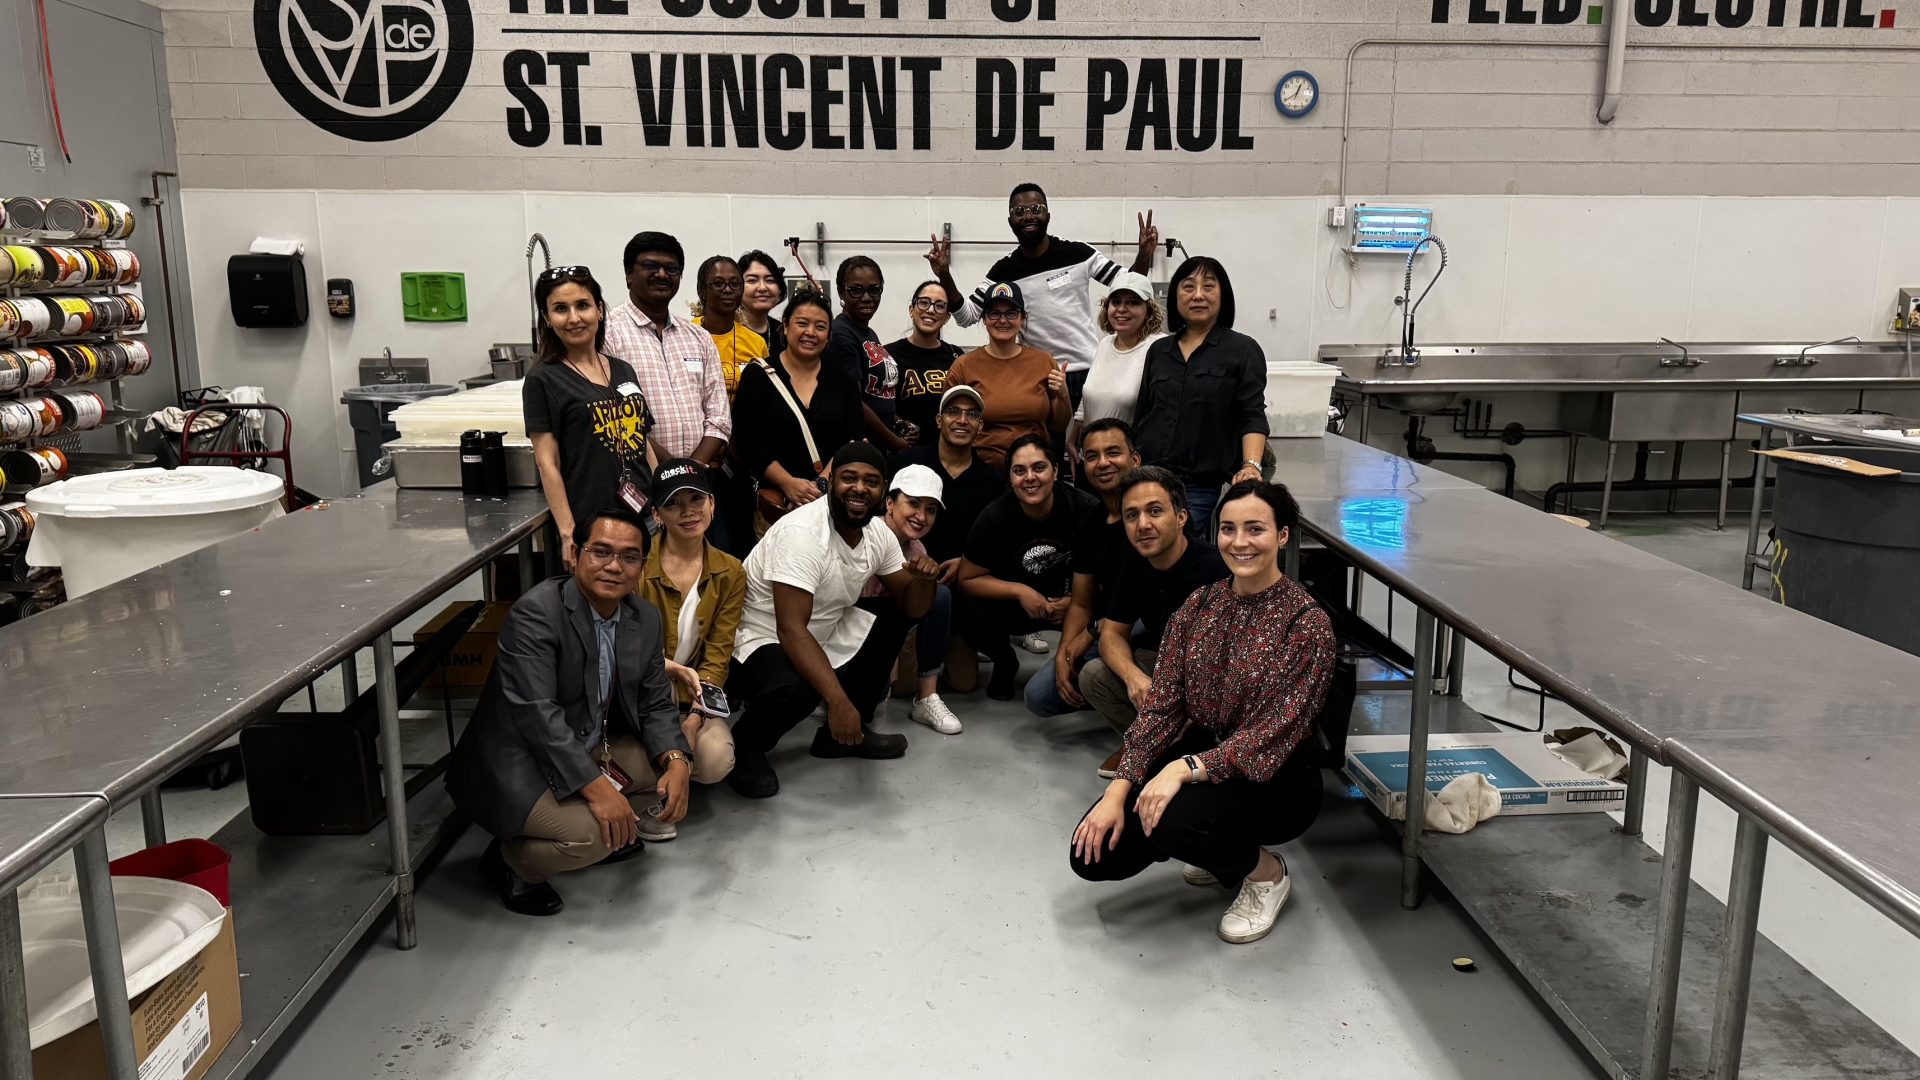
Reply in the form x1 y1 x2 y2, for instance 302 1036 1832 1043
945 639 980 694
1098 746 1124 780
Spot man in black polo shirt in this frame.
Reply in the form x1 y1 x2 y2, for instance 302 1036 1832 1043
1081 465 1228 777
1027 417 1137 718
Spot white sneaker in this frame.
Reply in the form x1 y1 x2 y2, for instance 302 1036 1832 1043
1182 864 1219 887
909 693 963 735
1015 632 1051 654
1218 863 1291 944
636 805 677 843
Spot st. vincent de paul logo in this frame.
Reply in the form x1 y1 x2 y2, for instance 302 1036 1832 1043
255 0 472 142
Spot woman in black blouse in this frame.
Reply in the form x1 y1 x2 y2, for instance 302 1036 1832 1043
1131 257 1269 541
730 291 867 536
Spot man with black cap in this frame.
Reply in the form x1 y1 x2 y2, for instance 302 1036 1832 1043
728 441 939 798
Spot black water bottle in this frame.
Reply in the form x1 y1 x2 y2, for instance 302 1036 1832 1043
459 430 487 495
480 431 509 496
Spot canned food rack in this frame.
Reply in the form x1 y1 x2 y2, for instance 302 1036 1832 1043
0 196 151 622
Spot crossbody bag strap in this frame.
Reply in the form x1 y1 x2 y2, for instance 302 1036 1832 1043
753 358 822 468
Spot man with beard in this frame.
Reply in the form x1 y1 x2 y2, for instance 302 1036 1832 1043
727 442 938 798
1027 418 1138 719
1081 465 1228 776
926 183 1159 404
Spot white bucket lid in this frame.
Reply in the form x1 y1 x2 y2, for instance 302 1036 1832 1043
26 466 285 519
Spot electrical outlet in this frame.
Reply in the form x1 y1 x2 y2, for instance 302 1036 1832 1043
26 146 44 171
1327 205 1348 229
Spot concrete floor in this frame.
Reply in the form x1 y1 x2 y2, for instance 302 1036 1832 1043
58 511 1920 1078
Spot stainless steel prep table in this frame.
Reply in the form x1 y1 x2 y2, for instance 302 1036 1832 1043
1273 436 1920 1079
0 486 549 1080
1738 411 1920 590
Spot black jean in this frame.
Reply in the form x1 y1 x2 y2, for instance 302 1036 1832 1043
727 602 916 756
952 594 1051 672
1070 729 1323 886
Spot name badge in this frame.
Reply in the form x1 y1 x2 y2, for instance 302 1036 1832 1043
1046 269 1072 290
682 357 705 375
615 381 642 398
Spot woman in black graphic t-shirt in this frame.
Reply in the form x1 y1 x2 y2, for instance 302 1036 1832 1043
523 266 659 569
885 280 964 448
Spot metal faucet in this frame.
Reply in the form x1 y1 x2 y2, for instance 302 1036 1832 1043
1381 235 1449 368
1657 337 1704 368
1777 335 1859 367
525 232 553 349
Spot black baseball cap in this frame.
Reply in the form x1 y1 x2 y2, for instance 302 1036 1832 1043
983 280 1025 313
650 458 713 505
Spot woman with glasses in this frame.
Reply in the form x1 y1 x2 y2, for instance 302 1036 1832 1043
524 266 661 570
944 281 1068 471
694 255 767 401
737 249 787 361
886 280 962 448
1070 271 1165 458
731 291 868 536
1134 257 1270 541
826 256 909 452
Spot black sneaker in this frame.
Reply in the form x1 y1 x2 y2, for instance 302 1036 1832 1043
809 724 909 760
599 838 646 865
480 839 563 917
728 749 780 799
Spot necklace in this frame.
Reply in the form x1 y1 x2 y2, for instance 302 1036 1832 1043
568 352 609 386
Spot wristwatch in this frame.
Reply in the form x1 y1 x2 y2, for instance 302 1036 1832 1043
1240 459 1262 471
1181 754 1203 780
659 749 692 770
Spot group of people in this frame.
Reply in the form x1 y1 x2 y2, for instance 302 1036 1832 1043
446 183 1340 947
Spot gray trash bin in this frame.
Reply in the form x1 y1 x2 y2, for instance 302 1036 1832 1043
341 383 457 488
1771 444 1920 656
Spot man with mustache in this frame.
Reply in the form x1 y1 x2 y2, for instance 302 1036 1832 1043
727 442 938 798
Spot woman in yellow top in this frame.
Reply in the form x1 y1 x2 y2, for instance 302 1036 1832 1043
694 255 768 400
632 458 746 840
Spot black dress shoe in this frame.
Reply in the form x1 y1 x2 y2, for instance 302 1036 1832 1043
599 839 646 865
480 839 564 916
809 725 909 760
728 750 780 799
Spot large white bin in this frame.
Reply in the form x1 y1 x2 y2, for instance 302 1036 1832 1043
25 467 286 597
1265 360 1338 439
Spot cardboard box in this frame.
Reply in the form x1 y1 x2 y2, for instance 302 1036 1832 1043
31 914 241 1080
414 599 512 692
1343 732 1627 820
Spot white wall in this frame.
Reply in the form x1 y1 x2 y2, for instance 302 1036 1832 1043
183 189 1920 498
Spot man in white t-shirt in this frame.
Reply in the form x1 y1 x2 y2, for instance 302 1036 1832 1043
728 441 938 798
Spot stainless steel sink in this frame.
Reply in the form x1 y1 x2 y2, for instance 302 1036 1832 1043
1320 341 1920 394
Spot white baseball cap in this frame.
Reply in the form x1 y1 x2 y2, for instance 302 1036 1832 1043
889 463 945 505
1107 270 1155 304
938 384 984 412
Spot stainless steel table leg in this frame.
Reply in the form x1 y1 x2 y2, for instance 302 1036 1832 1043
1716 440 1733 531
1742 426 1772 590
374 632 417 950
1356 397 1371 444
1 891 30 1080
1400 610 1438 910
75 829 139 1079
1639 770 1700 1080
342 650 360 704
1621 748 1649 837
139 788 165 848
1444 626 1465 698
1600 442 1619 528
1707 817 1770 1080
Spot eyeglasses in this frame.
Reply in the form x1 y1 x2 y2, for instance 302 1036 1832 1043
940 406 982 421
841 285 884 300
581 544 644 568
636 260 683 278
912 297 949 313
538 265 592 282
1010 205 1049 220
708 280 743 293
983 310 1021 324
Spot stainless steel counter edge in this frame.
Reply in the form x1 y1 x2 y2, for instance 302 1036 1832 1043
0 796 107 895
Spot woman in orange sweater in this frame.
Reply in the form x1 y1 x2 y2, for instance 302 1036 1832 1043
944 281 1068 470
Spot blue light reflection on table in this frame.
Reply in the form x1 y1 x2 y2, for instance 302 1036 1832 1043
1338 497 1410 551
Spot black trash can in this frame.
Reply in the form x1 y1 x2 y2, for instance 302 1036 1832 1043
340 383 457 488
1771 444 1920 656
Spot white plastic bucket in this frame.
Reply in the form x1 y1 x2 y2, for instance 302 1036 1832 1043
1265 360 1338 439
25 467 286 597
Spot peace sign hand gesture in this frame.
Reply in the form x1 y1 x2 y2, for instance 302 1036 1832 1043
1136 210 1160 262
925 234 951 275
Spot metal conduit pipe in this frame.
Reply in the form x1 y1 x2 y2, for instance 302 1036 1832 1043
1596 0 1631 124
1338 37 1920 211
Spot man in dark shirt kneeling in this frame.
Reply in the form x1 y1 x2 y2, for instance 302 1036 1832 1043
1082 466 1229 777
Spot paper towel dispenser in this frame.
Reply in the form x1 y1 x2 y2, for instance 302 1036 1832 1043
228 253 309 328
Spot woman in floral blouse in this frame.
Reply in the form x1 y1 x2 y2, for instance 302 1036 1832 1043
1069 479 1336 945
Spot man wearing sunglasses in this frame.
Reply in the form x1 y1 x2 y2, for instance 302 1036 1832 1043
449 509 700 916
603 231 732 471
926 183 1160 409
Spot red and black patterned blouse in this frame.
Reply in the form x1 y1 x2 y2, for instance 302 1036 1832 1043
1115 575 1337 785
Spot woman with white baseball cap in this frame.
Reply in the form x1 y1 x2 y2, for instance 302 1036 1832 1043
860 463 964 734
1070 270 1166 458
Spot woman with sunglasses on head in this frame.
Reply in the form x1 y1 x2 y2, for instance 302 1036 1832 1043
886 280 963 448
1133 256 1269 541
694 255 768 401
736 249 787 362
1069 271 1165 459
731 291 868 537
944 281 1069 471
826 256 910 453
524 266 661 570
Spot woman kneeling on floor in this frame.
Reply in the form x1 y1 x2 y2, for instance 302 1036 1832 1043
1069 479 1336 944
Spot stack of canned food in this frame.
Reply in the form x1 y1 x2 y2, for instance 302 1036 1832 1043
0 244 140 289
0 389 107 444
0 197 137 240
0 292 146 340
0 340 152 393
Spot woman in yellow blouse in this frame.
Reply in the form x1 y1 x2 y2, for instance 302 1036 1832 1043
633 459 746 839
694 255 768 400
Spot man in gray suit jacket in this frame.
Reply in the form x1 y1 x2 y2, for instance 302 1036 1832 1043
449 509 694 916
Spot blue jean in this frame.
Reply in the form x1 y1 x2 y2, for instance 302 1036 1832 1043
915 584 953 676
1182 477 1223 543
1025 634 1100 717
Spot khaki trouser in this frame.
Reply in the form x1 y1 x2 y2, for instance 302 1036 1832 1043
686 713 736 784
504 732 656 884
1080 649 1158 734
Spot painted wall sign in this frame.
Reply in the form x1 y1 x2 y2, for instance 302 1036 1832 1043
256 0 476 140
1430 0 1898 28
